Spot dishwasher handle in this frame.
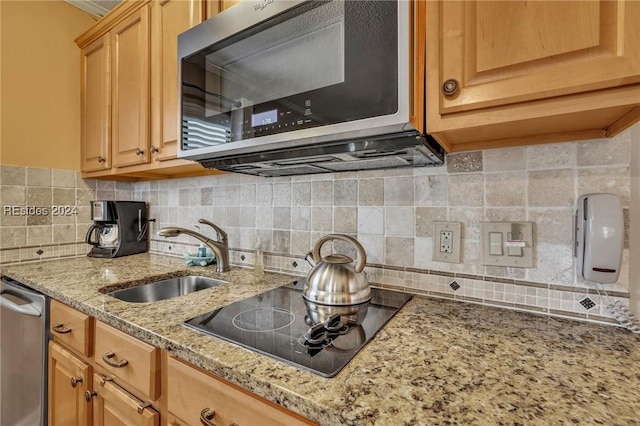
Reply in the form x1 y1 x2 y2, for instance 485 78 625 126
0 291 42 317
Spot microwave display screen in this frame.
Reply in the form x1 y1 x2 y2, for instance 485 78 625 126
251 109 278 127
181 0 398 150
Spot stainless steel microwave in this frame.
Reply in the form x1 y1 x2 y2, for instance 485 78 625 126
177 0 444 177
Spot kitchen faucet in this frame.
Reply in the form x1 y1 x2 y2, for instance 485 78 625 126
157 219 230 273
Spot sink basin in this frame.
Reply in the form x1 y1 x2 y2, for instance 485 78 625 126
108 276 227 303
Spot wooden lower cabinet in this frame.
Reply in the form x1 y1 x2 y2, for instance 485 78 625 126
92 374 159 426
48 302 315 426
94 321 160 401
48 342 92 426
50 300 93 357
167 356 316 426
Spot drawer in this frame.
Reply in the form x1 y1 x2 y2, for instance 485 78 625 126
94 321 160 401
92 374 159 426
50 300 93 356
167 356 316 426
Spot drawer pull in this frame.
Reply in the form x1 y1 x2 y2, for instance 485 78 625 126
70 377 83 388
200 408 217 426
102 351 129 368
98 376 113 386
137 402 152 414
52 323 72 334
85 390 97 402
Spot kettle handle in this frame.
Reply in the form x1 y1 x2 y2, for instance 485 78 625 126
312 234 366 273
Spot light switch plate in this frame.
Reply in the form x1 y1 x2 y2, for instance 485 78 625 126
433 222 462 263
481 222 534 267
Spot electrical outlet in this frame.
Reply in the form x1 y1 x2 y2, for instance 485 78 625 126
440 230 453 253
433 222 462 263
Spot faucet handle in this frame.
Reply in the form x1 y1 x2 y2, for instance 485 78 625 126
197 219 228 244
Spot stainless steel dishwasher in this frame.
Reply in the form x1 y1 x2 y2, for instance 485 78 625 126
0 276 49 426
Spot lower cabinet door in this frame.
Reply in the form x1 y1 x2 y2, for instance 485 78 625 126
92 374 158 426
166 413 187 426
48 342 92 426
167 356 315 426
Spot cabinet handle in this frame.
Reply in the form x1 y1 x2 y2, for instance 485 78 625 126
98 156 106 163
200 408 217 426
102 351 129 368
135 148 144 156
85 390 97 402
52 323 72 334
441 79 460 96
150 145 159 154
71 377 83 388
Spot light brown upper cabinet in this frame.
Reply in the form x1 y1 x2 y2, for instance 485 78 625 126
426 0 640 152
76 0 221 180
111 5 150 167
151 0 204 161
80 34 111 172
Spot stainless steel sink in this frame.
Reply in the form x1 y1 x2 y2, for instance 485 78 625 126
108 276 227 303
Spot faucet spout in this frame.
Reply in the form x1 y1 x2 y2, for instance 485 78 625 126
157 222 230 273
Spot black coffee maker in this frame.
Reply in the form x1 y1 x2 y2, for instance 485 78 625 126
85 200 149 258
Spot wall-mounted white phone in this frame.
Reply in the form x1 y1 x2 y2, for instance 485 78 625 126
575 193 624 283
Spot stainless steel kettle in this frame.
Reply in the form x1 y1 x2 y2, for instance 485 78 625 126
303 234 371 306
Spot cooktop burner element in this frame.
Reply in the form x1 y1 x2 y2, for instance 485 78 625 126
184 279 412 377
231 307 295 332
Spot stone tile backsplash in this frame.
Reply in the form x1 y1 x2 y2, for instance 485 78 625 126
136 129 635 325
0 126 636 328
0 166 132 263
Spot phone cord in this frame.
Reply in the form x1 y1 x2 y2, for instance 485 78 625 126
594 283 640 334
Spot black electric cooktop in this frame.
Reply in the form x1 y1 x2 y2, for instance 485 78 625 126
184 279 412 377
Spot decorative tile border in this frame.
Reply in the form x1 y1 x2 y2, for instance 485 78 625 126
164 247 629 329
0 241 88 266
5 237 626 330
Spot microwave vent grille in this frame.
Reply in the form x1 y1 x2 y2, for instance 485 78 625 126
182 119 230 149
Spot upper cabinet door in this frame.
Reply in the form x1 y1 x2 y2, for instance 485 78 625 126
111 5 150 167
437 0 640 114
80 34 111 172
151 0 204 161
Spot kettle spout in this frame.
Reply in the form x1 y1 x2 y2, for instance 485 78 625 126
304 251 316 267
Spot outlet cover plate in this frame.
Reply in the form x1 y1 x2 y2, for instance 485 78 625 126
433 222 462 263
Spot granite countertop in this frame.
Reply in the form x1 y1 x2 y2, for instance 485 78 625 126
2 253 639 425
